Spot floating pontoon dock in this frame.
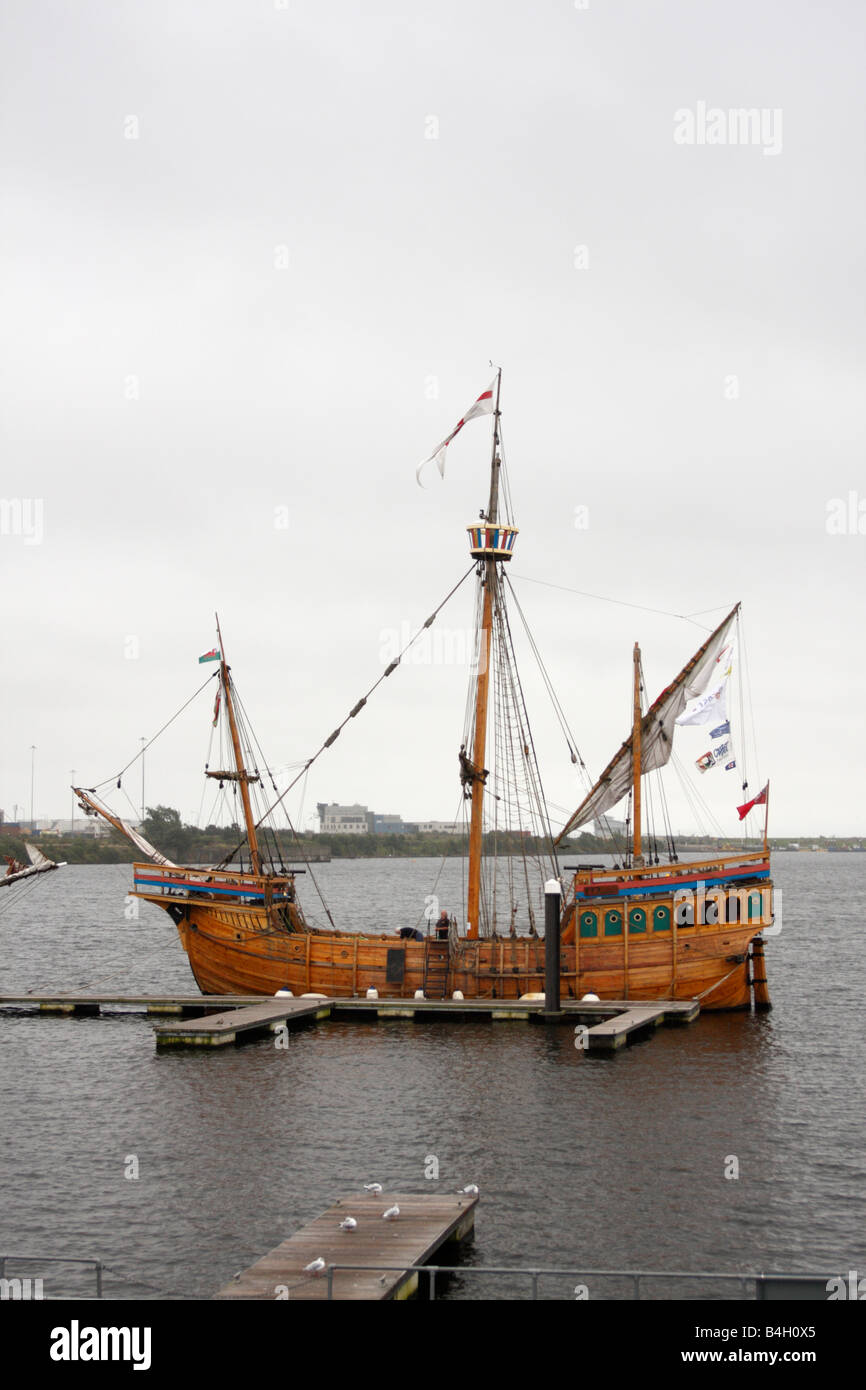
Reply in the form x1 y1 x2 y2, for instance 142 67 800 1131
0 992 698 1051
213 1191 477 1301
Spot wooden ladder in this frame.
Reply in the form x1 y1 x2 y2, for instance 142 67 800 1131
423 940 451 999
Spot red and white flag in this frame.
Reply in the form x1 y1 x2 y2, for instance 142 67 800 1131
416 378 497 485
736 782 769 821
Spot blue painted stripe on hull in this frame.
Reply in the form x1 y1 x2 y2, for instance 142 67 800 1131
577 868 770 901
133 877 290 903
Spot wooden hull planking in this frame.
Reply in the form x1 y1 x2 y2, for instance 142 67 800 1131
138 882 771 1010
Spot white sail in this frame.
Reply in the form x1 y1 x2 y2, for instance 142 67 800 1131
557 605 739 841
2 845 60 888
25 844 55 869
117 820 176 867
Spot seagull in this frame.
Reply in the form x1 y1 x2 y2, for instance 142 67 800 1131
461 1184 480 1196
339 1216 358 1231
363 1182 383 1194
382 1205 400 1221
303 1257 326 1276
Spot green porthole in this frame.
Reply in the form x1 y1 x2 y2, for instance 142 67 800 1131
652 905 671 932
604 909 623 936
579 911 598 938
628 907 647 934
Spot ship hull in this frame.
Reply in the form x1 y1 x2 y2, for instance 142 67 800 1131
147 894 768 1010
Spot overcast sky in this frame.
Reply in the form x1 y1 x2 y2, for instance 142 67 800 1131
1 0 863 839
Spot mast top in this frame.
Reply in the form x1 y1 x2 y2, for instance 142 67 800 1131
467 371 517 561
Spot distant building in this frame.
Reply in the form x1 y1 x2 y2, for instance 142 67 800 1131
415 820 462 836
593 817 628 840
373 813 412 835
317 803 374 835
36 817 113 838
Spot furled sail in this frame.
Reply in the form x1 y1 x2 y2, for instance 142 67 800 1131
73 789 177 867
116 819 176 867
555 604 739 843
1 844 62 887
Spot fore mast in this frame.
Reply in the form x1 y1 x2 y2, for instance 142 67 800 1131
208 616 263 876
463 370 519 937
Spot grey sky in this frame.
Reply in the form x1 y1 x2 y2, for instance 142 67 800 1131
2 0 863 837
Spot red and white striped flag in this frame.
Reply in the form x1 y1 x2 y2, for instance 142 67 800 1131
416 378 497 485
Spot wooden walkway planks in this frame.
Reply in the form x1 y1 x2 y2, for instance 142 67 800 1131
213 1192 478 1301
0 993 270 1013
152 997 331 1047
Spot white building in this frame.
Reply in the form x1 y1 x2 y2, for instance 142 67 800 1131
317 802 374 835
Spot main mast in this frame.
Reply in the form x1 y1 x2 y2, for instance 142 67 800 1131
214 617 263 875
465 370 514 937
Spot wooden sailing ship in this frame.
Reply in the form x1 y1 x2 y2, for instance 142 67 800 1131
74 374 772 1009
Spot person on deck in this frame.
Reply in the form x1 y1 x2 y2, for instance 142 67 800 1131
435 910 451 940
399 926 424 941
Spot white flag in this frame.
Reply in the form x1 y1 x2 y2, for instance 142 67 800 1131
416 378 497 486
676 678 728 727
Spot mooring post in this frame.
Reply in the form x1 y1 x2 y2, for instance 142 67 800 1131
543 878 562 1018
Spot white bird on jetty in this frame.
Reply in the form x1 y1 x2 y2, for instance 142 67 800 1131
303 1257 326 1275
382 1205 400 1221
363 1182 383 1194
461 1184 480 1196
339 1216 358 1231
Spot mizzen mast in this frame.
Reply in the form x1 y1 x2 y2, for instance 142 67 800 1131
632 642 644 867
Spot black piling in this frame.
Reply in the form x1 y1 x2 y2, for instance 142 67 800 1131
543 877 563 1019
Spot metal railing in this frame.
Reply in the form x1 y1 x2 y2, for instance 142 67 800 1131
323 1262 833 1301
0 1255 104 1299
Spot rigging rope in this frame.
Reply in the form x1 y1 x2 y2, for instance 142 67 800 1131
90 672 218 792
216 565 477 869
510 575 733 630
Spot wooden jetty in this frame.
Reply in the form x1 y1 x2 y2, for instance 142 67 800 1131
0 992 267 1015
213 1192 478 1301
152 996 330 1047
0 991 699 1051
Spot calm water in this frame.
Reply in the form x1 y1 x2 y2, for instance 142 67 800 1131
1 853 864 1300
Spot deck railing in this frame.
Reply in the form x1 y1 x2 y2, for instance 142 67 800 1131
131 862 296 903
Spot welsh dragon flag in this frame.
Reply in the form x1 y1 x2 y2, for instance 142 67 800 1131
416 378 497 485
199 648 221 664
